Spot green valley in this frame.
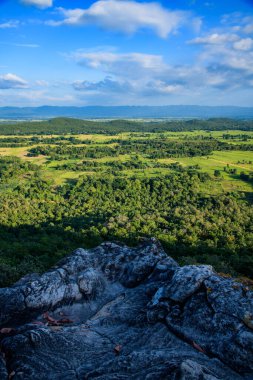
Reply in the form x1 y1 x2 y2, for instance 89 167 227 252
0 118 252 286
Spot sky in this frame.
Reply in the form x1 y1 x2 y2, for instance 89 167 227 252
0 0 253 107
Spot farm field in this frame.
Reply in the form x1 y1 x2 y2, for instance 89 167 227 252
0 129 252 191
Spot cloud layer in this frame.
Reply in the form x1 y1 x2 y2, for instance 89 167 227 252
68 23 253 103
70 51 166 77
70 50 191 101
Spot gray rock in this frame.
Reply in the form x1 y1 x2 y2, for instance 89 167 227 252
179 359 221 380
165 265 213 302
0 240 252 379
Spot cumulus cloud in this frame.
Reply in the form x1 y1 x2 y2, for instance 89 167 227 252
189 32 253 52
21 0 52 9
0 73 28 89
47 0 196 38
188 23 253 83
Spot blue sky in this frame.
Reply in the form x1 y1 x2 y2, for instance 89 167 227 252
0 0 253 106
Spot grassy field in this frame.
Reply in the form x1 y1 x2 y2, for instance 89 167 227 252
0 130 252 193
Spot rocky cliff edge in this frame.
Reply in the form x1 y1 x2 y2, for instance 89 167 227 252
0 239 253 379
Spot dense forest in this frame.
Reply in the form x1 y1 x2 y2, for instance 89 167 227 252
0 118 252 287
0 156 252 287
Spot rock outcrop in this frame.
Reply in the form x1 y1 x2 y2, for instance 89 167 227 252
0 239 253 379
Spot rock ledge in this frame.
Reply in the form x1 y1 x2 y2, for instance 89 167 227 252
0 240 253 379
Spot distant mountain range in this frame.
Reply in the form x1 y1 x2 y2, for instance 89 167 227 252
0 105 253 120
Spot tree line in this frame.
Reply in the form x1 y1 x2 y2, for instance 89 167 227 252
0 117 253 135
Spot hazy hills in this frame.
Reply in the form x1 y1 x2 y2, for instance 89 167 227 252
1 105 253 120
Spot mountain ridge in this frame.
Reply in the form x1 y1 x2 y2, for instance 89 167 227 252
1 105 253 119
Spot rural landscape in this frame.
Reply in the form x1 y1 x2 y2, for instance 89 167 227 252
1 0 253 378
0 117 252 286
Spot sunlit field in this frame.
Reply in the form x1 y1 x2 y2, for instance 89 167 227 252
0 129 252 191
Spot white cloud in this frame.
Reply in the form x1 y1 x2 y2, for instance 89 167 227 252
35 80 49 87
196 36 253 75
0 20 20 29
189 33 238 45
143 80 182 95
48 0 196 38
21 0 52 9
233 37 253 51
188 26 253 79
188 30 253 79
221 13 253 35
222 50 253 73
70 50 187 101
0 73 28 89
70 50 166 79
70 49 226 89
14 43 40 48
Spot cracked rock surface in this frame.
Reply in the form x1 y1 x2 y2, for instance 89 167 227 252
0 239 253 379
